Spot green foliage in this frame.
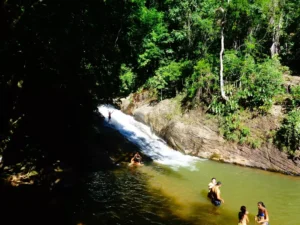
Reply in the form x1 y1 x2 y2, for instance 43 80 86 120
137 8 172 68
220 113 251 143
223 50 242 82
194 56 285 115
138 29 166 67
291 85 300 108
238 57 284 113
219 112 264 148
186 58 218 100
209 97 239 115
248 138 262 149
1 0 300 176
145 61 186 99
156 61 182 84
276 110 300 154
146 74 167 91
244 35 259 56
209 97 225 115
119 64 136 95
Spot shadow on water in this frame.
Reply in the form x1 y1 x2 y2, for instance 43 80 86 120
148 163 186 180
1 162 235 225
67 167 237 225
188 201 238 225
0 117 236 225
0 120 184 225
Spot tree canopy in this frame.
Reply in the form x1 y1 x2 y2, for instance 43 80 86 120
1 0 300 175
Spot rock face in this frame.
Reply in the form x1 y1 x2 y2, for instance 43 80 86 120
121 97 300 176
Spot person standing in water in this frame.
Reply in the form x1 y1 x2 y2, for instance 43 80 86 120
207 177 217 198
210 181 224 206
108 110 114 122
255 202 269 225
238 206 249 225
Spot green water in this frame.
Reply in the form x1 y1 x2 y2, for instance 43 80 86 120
76 159 300 225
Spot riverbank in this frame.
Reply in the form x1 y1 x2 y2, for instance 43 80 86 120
120 93 300 176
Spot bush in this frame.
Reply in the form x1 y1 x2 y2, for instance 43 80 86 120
145 61 187 99
186 58 218 101
291 85 300 108
237 57 284 113
276 109 300 154
248 138 262 149
209 96 239 116
220 113 251 143
119 64 136 95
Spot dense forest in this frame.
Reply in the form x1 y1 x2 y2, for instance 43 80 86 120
1 0 300 184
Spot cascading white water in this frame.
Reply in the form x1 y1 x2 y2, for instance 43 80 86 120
98 105 202 170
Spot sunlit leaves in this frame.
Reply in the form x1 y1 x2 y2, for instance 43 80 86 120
276 109 300 153
119 64 136 94
186 58 217 98
238 57 284 111
17 80 23 88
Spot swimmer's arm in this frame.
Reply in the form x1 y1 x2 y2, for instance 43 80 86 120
244 214 249 223
265 210 269 219
262 210 269 222
216 190 224 203
245 215 249 223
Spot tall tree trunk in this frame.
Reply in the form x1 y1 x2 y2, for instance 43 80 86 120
195 87 202 101
270 0 283 57
220 26 228 101
218 1 229 101
270 14 282 57
187 9 192 48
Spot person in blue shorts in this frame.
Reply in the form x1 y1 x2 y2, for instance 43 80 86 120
210 181 224 206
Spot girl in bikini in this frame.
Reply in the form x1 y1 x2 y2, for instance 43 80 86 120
238 206 249 225
255 202 270 225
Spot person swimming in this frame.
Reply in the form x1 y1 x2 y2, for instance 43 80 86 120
255 202 269 225
210 181 224 206
130 152 142 165
238 206 249 225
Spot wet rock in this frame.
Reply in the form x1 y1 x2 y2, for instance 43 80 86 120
121 97 300 176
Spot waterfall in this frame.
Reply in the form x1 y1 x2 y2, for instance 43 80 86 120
98 105 202 170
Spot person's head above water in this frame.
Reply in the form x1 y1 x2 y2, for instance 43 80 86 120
257 201 266 209
240 206 246 213
216 181 222 186
239 206 248 220
211 178 216 183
